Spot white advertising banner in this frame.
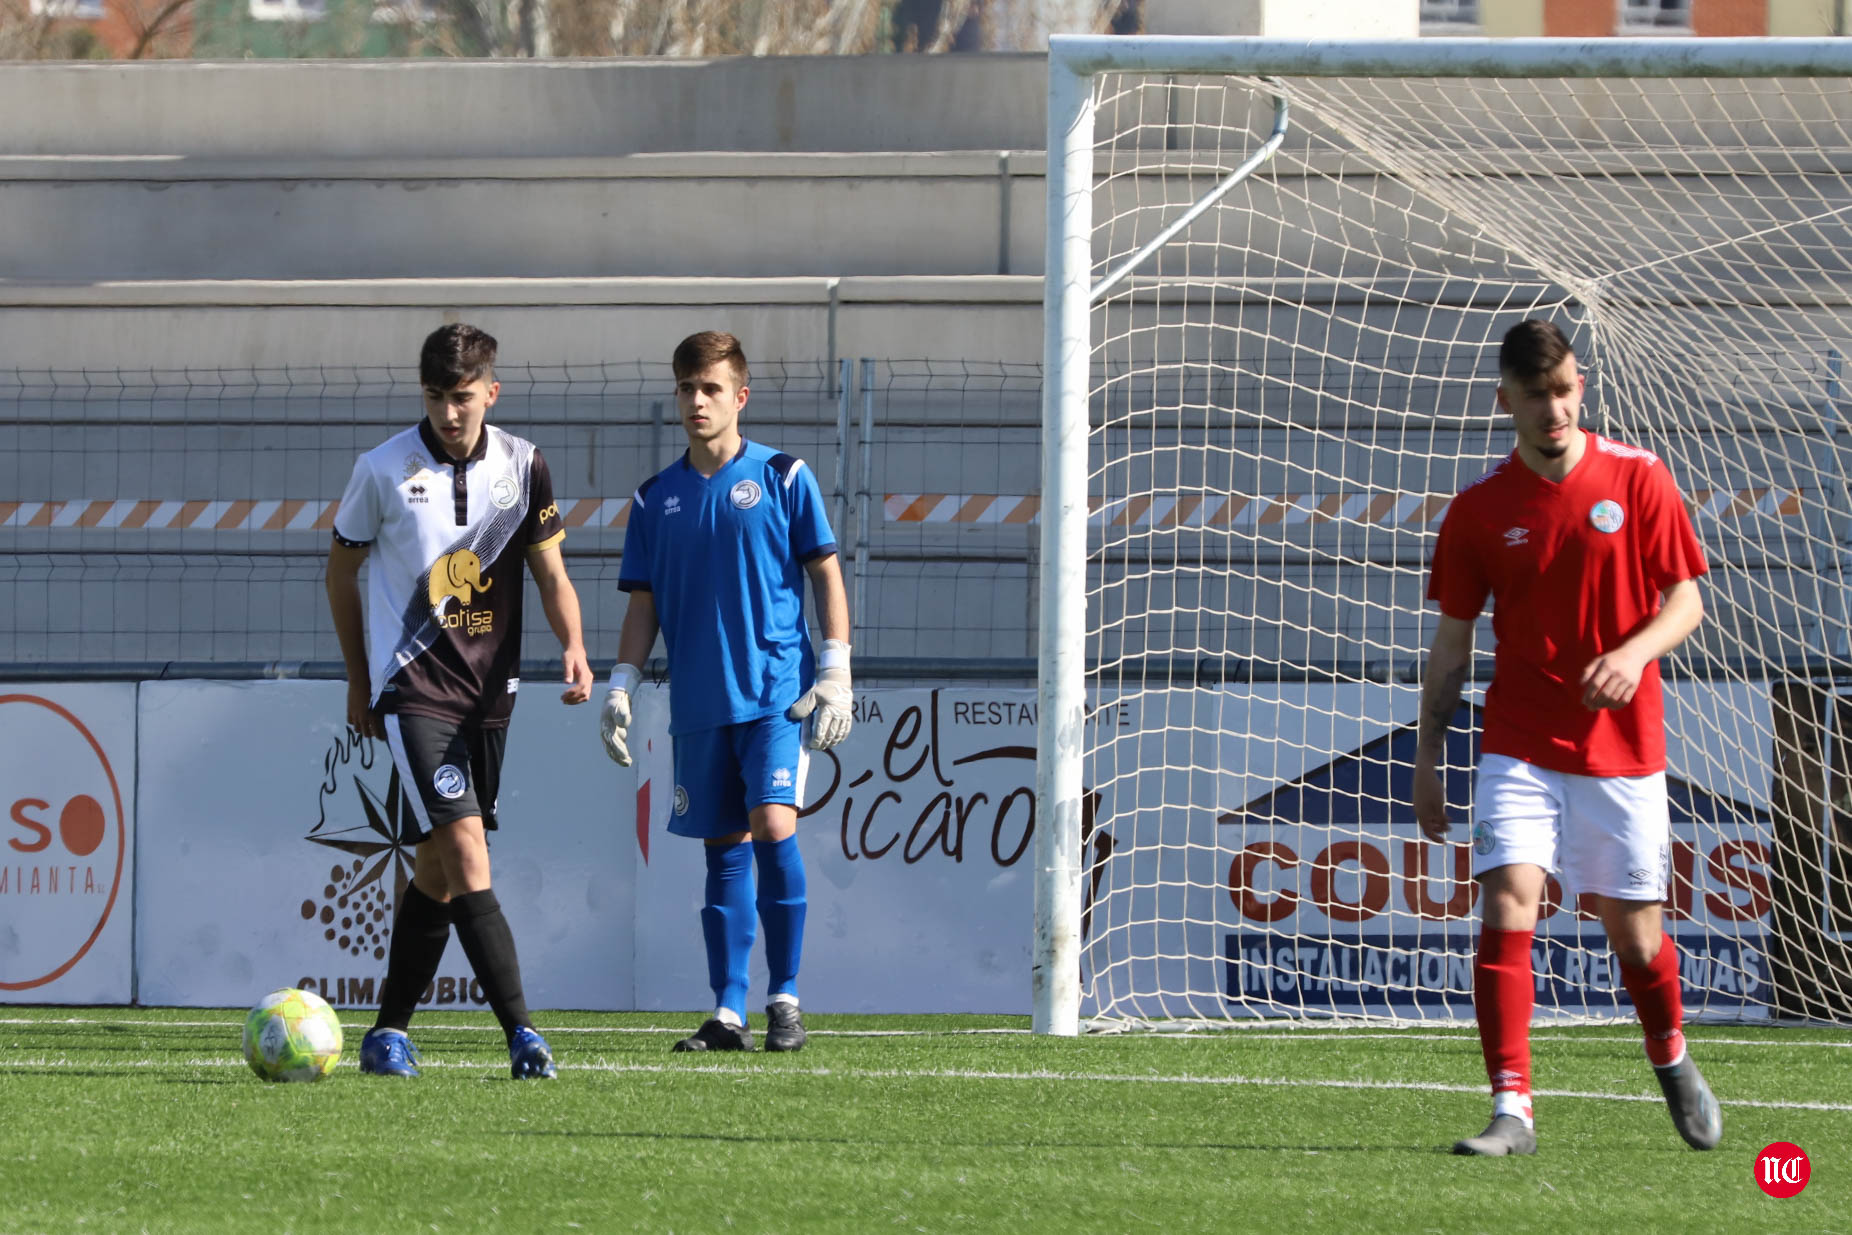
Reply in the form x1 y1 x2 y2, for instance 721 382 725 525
0 684 137 1004
64 676 1786 1021
630 685 1038 1014
135 680 635 1010
1080 681 1779 1021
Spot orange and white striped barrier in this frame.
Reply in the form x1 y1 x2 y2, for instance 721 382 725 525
882 489 1804 527
0 497 636 531
0 488 1807 531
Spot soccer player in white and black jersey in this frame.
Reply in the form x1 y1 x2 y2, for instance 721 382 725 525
598 331 852 1053
326 323 594 1080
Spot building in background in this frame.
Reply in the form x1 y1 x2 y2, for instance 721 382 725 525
12 0 191 56
1 1 1845 70
1419 0 1839 36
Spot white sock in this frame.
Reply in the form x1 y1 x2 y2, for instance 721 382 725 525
1493 1090 1534 1129
714 1007 744 1028
768 992 799 1008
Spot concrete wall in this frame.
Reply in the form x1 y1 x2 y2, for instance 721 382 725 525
0 56 1048 157
0 276 1045 371
0 57 1052 373
0 153 1046 282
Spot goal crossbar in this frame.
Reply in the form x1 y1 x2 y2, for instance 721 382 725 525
1050 35 1852 80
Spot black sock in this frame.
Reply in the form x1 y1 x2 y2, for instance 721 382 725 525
374 883 452 1034
450 888 533 1041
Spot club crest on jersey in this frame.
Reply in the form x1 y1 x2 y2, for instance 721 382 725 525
490 476 520 509
432 764 467 799
1471 820 1496 857
730 479 762 510
673 785 689 816
1589 499 1624 534
403 453 429 480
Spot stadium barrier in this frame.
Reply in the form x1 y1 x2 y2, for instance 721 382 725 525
0 676 1797 1020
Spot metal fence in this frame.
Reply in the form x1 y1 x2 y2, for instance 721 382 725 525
2 353 1831 684
0 359 1046 678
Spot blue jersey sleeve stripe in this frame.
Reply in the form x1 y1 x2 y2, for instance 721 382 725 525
799 542 838 563
769 452 803 487
634 476 659 507
618 579 654 592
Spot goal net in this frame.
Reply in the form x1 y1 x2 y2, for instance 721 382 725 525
1035 37 1852 1031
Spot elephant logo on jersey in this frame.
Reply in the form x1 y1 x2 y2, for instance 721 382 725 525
428 549 493 615
730 479 762 510
1589 500 1625 534
403 452 429 481
490 476 520 509
673 785 689 816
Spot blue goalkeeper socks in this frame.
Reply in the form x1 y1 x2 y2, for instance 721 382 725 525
700 840 756 1022
754 835 807 1000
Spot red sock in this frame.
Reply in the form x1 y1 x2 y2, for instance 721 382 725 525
1620 932 1686 1067
1474 928 1535 1101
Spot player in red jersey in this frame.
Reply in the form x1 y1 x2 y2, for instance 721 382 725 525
1413 319 1721 1156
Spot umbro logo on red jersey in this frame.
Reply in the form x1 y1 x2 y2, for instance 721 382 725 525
1503 527 1529 546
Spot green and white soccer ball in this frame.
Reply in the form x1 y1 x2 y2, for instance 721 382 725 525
242 987 344 1083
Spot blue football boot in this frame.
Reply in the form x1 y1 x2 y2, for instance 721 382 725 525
358 1028 421 1078
510 1026 557 1079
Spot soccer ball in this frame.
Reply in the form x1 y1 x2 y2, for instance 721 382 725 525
242 987 344 1083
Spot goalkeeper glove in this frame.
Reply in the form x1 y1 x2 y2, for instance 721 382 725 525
787 639 853 751
600 664 642 767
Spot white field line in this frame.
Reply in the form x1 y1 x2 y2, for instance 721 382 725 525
1 1052 1847 1113
2 1017 1849 1053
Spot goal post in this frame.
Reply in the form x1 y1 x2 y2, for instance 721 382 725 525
1036 36 1852 1033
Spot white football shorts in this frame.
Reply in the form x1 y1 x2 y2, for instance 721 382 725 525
1468 753 1670 901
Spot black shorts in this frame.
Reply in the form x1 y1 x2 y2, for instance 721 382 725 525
382 712 507 840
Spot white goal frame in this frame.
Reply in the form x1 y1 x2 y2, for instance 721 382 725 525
1034 35 1852 1035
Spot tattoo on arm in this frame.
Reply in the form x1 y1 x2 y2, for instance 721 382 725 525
1419 662 1469 745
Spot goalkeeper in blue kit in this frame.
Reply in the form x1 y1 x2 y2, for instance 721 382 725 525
599 331 852 1052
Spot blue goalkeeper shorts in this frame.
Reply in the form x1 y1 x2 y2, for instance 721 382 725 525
669 713 809 839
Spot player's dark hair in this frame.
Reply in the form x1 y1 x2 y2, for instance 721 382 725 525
1498 319 1575 383
420 323 498 390
672 331 749 387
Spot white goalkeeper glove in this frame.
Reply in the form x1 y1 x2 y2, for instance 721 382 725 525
787 639 853 751
599 664 642 767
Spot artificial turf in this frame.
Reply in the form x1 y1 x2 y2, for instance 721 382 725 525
0 1008 1843 1234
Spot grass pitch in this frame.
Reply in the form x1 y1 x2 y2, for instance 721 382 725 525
0 1008 1844 1234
